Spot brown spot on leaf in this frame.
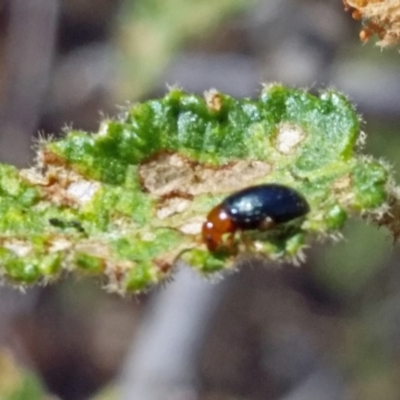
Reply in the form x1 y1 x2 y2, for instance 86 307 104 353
21 166 100 208
204 89 223 112
138 153 271 198
157 197 191 219
153 258 173 273
39 149 66 167
332 174 354 206
274 122 306 155
332 175 351 191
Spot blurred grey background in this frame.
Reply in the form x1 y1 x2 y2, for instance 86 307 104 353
1 0 400 399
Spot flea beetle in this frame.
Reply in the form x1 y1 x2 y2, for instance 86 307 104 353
202 184 310 252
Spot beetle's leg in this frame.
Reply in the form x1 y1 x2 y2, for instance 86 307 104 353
220 231 238 255
258 216 275 231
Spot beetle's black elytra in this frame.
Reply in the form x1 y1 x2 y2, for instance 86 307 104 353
202 184 310 252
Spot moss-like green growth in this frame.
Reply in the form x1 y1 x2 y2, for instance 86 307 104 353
0 85 396 294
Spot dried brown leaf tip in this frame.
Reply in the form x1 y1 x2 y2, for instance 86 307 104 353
344 0 400 47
